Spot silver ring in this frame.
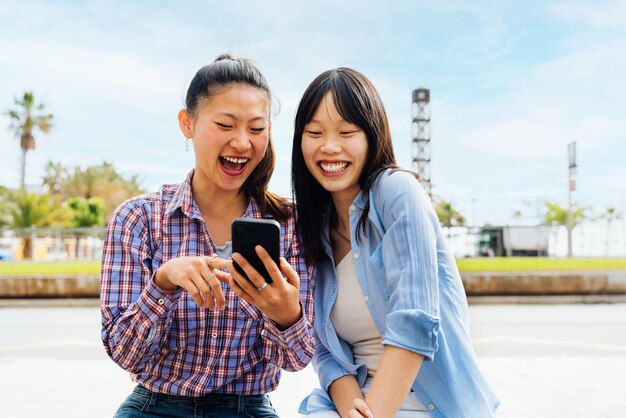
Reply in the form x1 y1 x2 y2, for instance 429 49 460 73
257 281 269 292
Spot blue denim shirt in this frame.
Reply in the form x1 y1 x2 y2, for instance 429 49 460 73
299 169 499 417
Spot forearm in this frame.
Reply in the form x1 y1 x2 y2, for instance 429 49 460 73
365 345 424 418
102 274 182 372
329 374 364 418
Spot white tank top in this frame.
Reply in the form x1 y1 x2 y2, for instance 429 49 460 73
330 251 384 378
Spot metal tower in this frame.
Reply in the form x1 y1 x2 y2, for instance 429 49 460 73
412 88 431 197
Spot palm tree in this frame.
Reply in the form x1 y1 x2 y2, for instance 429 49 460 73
601 207 622 256
8 192 72 259
42 161 68 203
435 200 466 240
544 201 588 227
6 92 54 190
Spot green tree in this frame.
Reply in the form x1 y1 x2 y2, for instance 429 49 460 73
6 92 54 190
7 192 72 259
0 186 11 227
435 200 466 240
435 200 466 228
66 197 105 227
43 160 145 221
42 161 68 203
544 201 588 227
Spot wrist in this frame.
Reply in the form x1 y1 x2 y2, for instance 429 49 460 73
154 267 177 291
275 303 302 330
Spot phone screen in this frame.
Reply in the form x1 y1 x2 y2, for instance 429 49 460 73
231 218 281 284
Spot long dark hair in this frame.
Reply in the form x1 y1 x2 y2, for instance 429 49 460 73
291 68 398 264
185 53 289 221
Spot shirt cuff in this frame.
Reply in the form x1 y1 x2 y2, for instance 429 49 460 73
382 309 440 361
136 271 185 322
261 303 310 349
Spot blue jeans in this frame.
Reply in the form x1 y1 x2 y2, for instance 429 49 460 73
114 385 279 418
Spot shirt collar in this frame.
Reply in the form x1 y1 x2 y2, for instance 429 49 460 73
164 169 196 219
164 168 262 221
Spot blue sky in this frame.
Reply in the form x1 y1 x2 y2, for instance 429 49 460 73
1 0 625 225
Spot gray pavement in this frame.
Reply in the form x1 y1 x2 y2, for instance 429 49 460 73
1 304 625 417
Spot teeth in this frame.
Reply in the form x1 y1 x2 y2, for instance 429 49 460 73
320 161 348 173
222 156 249 164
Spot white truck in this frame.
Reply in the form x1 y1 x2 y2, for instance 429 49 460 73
478 226 549 257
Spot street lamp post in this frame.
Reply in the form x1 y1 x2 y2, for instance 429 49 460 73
567 141 577 257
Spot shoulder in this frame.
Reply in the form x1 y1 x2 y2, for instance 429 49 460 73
109 183 177 227
371 168 427 207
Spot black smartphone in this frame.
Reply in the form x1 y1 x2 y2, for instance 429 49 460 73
231 218 281 284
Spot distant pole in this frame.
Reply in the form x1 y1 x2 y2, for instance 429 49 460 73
567 141 577 257
412 88 431 197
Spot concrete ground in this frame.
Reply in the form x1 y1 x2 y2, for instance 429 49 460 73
1 303 625 418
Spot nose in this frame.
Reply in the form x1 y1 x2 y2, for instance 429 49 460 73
319 134 342 154
229 128 252 152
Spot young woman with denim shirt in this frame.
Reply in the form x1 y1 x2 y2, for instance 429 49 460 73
291 68 499 418
101 54 314 418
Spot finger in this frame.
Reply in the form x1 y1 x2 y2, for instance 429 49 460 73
197 260 219 309
206 272 226 310
214 269 231 284
205 255 229 270
191 270 216 310
227 267 256 305
279 257 300 289
347 409 367 418
353 399 373 418
254 245 283 286
182 272 207 308
231 253 267 293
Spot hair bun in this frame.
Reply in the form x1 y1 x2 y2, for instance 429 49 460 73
214 53 234 62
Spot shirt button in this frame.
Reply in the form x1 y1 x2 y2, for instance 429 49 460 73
353 253 360 259
212 332 218 339
157 299 165 305
363 296 369 302
428 404 435 411
349 205 356 212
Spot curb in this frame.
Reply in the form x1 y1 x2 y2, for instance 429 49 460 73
1 271 626 299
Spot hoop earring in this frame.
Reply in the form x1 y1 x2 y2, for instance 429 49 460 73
185 137 191 152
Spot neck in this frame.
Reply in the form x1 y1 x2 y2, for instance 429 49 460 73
330 187 360 233
191 173 248 220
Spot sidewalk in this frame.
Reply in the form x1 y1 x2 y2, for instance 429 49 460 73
1 304 625 417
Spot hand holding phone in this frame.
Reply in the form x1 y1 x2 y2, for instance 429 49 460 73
230 217 303 330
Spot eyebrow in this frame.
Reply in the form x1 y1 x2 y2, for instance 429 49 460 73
215 112 266 122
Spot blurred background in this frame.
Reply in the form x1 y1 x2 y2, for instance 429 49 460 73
1 1 625 417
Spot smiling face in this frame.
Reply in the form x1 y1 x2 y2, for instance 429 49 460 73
179 84 270 194
301 92 368 202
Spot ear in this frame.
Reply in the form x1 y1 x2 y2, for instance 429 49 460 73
178 109 193 138
267 121 272 142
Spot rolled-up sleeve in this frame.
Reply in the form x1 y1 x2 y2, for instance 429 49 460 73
378 172 441 360
312 331 352 392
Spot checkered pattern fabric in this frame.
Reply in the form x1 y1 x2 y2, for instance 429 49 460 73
101 169 314 396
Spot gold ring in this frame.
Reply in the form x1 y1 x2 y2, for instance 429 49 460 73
205 271 216 283
257 281 269 292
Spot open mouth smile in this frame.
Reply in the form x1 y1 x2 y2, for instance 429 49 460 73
219 156 250 175
319 161 350 173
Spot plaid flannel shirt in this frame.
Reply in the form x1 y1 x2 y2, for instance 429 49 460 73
101 169 315 396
